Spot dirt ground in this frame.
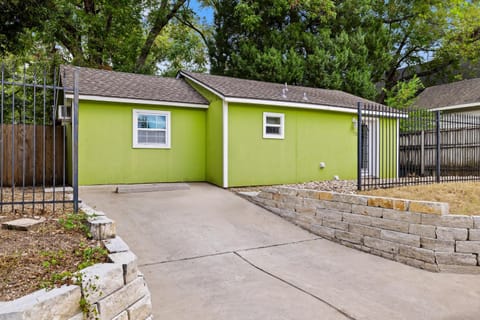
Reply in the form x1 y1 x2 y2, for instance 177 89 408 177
0 189 107 301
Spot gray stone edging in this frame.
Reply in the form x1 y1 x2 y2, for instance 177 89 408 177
240 187 480 274
0 202 153 320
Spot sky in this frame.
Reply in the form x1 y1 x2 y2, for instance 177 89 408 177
190 0 214 24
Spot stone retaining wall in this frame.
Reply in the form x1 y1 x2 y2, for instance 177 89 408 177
0 203 153 320
242 187 480 274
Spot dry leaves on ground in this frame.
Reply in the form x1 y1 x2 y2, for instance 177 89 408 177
0 191 107 301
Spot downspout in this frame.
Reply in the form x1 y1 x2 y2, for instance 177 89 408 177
222 100 229 188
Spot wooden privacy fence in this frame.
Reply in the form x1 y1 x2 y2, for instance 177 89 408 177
0 124 66 187
400 126 480 177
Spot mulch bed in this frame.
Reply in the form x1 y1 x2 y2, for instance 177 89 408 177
0 189 107 301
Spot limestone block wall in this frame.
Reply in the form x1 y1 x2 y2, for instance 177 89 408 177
242 187 480 274
0 204 153 320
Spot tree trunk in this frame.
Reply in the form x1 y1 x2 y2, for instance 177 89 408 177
135 0 187 72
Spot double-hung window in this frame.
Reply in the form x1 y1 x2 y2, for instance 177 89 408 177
133 109 171 148
263 112 285 139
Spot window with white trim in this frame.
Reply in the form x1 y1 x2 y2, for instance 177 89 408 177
263 112 285 139
133 109 171 148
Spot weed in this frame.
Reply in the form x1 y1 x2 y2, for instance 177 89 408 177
76 244 108 270
58 212 92 237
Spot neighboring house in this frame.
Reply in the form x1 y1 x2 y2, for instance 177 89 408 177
61 65 399 187
413 78 480 114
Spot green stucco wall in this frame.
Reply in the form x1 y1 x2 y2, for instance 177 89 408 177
185 80 224 186
379 117 398 179
77 101 206 185
227 103 358 187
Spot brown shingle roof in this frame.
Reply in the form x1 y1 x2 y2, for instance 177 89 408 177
413 78 480 110
60 65 208 106
180 71 388 111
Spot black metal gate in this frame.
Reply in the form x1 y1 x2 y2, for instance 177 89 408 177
357 102 480 190
0 63 78 213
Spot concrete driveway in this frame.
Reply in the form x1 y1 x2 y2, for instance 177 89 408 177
80 183 480 320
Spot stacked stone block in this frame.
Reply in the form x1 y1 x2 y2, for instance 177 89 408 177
245 187 480 274
0 204 153 320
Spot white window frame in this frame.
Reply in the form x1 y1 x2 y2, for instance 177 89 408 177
263 112 285 139
132 109 171 149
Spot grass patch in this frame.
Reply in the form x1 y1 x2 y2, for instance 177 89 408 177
360 182 480 215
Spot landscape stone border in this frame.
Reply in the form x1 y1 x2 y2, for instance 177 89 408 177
240 187 480 274
0 202 153 320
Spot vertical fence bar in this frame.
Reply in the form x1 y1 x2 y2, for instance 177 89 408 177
73 69 79 213
11 66 15 212
357 102 363 191
0 64 4 213
476 115 479 179
32 66 37 212
21 65 26 213
61 67 66 211
52 66 57 213
435 111 441 183
42 68 46 210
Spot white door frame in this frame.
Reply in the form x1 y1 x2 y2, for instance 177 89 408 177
361 117 379 177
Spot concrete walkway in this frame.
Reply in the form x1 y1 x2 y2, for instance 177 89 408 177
80 183 480 320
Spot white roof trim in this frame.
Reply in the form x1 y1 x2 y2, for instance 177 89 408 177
65 94 209 109
226 97 357 113
179 72 225 99
430 102 480 111
225 97 407 118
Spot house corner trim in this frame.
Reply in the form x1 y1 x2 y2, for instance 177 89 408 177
223 100 229 188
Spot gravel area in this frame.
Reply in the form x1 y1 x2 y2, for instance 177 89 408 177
283 180 357 194
232 179 358 194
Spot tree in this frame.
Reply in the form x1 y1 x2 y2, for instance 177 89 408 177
207 0 381 99
384 76 424 110
371 0 480 100
0 0 52 54
154 21 209 76
384 76 434 132
1 0 210 75
207 0 480 102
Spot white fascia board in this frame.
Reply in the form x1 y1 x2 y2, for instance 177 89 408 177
225 97 407 118
64 94 209 109
178 72 225 100
225 97 356 113
430 102 480 112
361 109 408 118
222 100 229 188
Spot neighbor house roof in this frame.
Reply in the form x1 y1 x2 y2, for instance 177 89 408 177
179 71 397 114
413 78 480 111
61 65 209 107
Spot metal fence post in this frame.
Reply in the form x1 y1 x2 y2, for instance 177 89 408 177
73 69 79 212
357 102 363 190
435 111 441 183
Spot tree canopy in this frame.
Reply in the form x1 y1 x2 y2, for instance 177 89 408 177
1 0 209 75
206 0 480 102
2 0 479 103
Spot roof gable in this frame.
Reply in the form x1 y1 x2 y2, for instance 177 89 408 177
60 65 209 106
414 78 480 110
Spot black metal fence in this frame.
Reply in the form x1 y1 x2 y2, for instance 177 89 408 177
0 63 79 214
357 102 480 190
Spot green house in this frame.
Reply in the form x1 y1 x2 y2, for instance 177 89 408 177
61 65 398 187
